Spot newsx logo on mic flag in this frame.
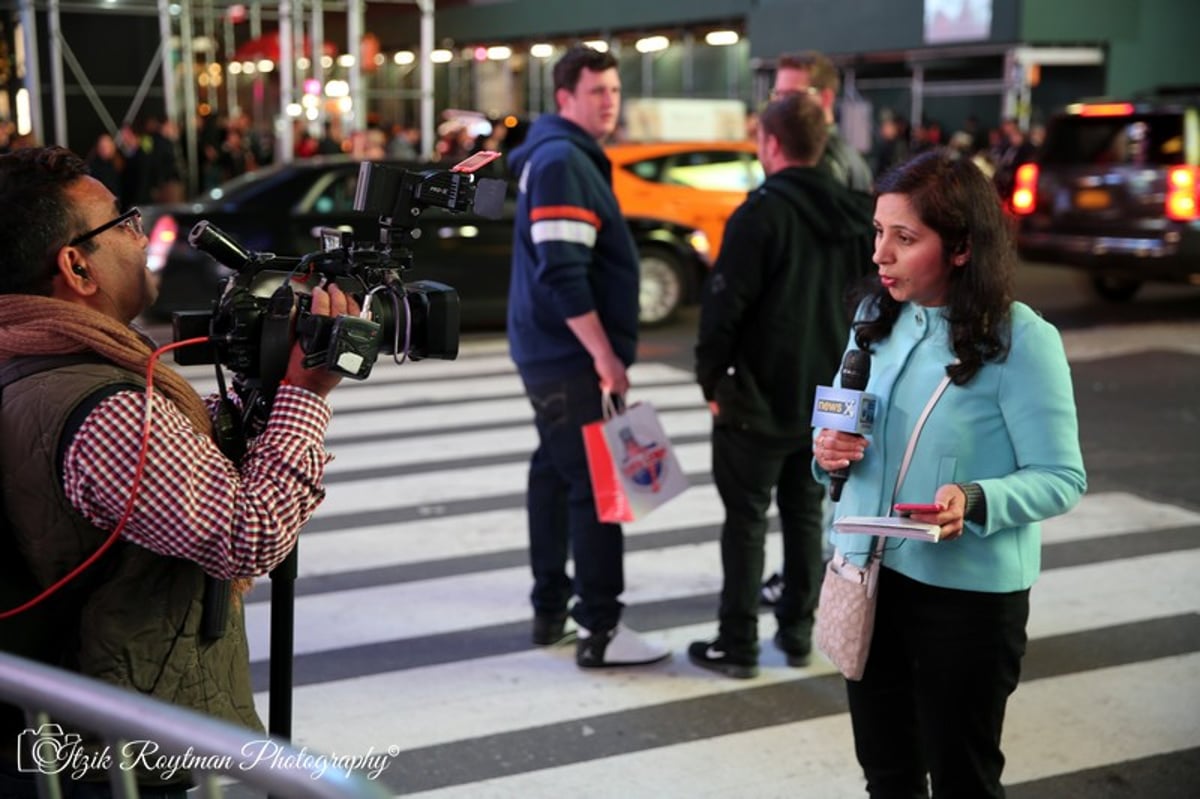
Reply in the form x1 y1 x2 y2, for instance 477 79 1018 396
812 386 878 434
811 385 878 434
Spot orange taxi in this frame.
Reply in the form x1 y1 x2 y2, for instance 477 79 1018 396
606 139 761 262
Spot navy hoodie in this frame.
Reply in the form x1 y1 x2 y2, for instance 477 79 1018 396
506 115 639 385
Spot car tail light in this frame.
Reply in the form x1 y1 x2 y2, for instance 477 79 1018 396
146 215 178 274
1010 163 1038 215
1166 166 1198 221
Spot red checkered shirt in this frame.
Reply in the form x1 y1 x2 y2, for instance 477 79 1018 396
62 384 333 579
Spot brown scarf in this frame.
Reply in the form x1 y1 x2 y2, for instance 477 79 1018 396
0 294 212 435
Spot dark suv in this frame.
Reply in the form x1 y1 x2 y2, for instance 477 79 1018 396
1013 96 1200 301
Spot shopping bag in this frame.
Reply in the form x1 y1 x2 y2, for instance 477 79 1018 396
582 396 689 523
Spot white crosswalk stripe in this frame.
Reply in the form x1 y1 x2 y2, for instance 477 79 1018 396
172 352 1200 797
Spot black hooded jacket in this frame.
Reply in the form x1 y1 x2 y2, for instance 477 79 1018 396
695 166 874 438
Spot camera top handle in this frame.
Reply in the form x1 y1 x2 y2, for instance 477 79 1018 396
188 220 303 275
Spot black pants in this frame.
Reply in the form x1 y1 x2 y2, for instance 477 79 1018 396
712 425 825 659
846 567 1030 799
522 371 624 633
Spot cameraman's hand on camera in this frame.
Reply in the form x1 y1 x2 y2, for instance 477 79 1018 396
285 284 360 398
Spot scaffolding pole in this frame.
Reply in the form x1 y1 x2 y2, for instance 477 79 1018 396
18 0 44 144
47 0 67 146
278 0 294 163
181 0 199 193
419 0 434 160
347 0 363 136
158 0 178 126
312 0 325 131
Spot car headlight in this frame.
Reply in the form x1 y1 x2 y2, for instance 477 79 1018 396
687 229 711 263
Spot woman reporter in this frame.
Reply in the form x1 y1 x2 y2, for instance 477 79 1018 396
814 150 1087 798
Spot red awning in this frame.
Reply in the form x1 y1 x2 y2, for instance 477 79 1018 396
232 31 337 62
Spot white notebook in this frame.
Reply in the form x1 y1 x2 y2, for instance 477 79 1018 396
833 516 944 542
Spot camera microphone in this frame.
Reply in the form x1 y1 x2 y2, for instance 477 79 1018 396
811 349 876 502
189 221 254 273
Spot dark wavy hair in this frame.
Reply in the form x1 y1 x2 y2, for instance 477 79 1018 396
853 149 1015 385
0 146 94 296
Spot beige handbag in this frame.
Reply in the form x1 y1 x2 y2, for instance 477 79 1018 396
814 373 952 681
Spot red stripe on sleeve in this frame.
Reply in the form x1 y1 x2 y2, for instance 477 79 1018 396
530 205 601 227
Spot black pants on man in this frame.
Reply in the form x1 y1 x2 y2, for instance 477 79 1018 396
712 425 825 660
522 370 624 634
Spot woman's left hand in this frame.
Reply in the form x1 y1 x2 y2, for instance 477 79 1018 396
906 484 968 541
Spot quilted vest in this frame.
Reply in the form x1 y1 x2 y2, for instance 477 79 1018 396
0 361 261 737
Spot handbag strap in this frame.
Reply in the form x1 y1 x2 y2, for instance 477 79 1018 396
867 371 954 560
890 373 954 506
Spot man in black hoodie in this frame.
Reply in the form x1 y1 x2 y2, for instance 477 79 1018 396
690 94 874 679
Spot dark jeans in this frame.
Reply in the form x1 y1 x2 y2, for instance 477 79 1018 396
712 425 825 659
523 371 624 633
846 567 1030 799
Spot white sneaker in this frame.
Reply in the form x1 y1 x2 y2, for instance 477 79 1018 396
576 622 671 668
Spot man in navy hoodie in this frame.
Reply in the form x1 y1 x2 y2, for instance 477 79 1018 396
507 45 669 668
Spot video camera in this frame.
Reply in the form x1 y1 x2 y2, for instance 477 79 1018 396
172 153 506 405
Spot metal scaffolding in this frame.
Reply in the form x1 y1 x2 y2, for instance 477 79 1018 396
11 0 438 189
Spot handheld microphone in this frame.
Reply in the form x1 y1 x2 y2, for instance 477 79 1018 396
188 220 255 273
811 349 875 502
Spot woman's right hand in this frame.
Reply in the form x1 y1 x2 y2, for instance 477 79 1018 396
814 428 868 472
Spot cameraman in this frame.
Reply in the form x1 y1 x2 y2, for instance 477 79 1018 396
0 146 352 797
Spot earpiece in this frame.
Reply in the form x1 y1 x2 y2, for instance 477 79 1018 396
72 264 88 278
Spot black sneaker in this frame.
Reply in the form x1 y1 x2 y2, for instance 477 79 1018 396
532 612 572 646
760 572 784 606
687 639 759 679
773 631 812 668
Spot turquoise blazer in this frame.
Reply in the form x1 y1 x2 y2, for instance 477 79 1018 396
820 301 1087 593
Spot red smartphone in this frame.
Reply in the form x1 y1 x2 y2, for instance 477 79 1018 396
450 150 503 173
894 502 944 515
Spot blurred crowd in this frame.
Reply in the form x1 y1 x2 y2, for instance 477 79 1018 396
1 103 1038 205
291 113 525 168
867 110 1044 200
0 108 525 207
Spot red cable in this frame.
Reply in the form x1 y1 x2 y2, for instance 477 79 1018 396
0 337 211 619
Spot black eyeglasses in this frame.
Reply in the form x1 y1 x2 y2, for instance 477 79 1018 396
69 207 143 247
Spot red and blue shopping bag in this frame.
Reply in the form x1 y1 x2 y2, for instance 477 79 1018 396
582 396 689 523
